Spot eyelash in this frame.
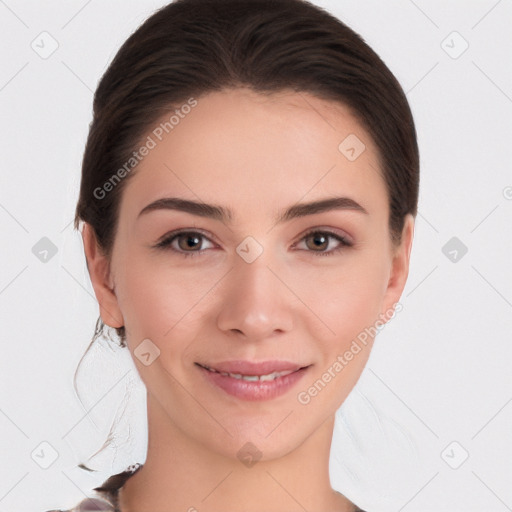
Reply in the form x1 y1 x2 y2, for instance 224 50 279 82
154 228 353 258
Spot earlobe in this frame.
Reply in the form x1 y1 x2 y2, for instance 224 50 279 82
81 223 124 329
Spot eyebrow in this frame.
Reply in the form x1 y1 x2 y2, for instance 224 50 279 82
137 196 368 224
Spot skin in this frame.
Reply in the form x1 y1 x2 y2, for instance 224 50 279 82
82 87 414 512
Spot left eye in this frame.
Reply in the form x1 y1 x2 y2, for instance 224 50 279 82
154 229 352 258
293 229 352 257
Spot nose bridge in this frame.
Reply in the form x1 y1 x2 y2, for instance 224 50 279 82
216 241 293 338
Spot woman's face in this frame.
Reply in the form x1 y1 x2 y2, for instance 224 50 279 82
86 87 414 462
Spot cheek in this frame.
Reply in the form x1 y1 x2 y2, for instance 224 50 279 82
291 254 389 342
114 256 218 347
292 263 386 413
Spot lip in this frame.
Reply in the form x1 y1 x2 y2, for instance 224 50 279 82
196 360 311 401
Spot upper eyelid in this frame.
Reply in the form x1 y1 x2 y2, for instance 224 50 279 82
296 227 352 243
155 228 217 248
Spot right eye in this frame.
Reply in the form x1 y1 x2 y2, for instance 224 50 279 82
154 230 217 258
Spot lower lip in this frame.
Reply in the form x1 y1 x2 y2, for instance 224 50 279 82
198 365 309 401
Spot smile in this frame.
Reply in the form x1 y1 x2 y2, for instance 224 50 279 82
195 360 311 401
198 363 296 382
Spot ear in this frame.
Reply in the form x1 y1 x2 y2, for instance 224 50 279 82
81 222 124 328
380 213 415 318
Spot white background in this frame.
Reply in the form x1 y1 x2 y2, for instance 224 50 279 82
0 1 511 511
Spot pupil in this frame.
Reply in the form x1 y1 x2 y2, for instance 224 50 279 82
183 235 200 249
312 234 327 249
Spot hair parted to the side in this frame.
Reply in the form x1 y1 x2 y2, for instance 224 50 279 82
73 0 419 470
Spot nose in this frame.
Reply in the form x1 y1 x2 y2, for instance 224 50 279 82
216 253 294 341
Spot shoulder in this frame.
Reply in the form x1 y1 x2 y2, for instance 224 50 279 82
44 496 115 512
44 463 143 512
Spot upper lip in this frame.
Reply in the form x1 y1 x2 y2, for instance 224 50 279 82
196 360 309 376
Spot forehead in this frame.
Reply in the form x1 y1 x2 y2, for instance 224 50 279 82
118 87 387 224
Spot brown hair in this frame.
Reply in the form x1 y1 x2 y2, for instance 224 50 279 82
75 0 419 346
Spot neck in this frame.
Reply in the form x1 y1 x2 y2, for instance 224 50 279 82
119 392 357 512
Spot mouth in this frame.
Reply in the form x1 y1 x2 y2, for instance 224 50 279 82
195 360 311 401
197 363 298 381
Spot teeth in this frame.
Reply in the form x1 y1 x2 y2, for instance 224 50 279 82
202 364 295 381
241 375 259 381
260 372 278 382
260 370 294 381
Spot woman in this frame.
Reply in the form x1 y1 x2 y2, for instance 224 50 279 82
47 0 418 510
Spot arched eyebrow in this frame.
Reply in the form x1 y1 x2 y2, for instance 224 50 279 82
137 196 368 224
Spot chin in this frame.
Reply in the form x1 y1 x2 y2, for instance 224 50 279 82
202 412 320 463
